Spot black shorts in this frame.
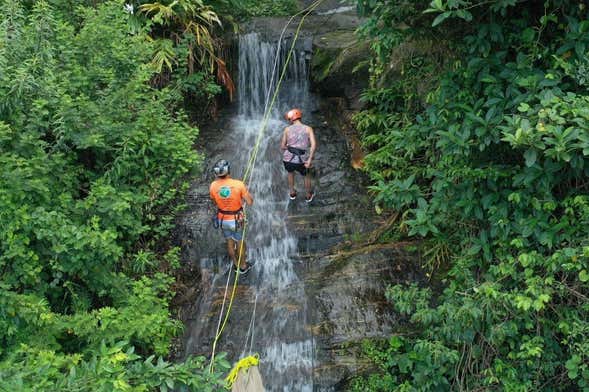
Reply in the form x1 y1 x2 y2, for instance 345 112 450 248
283 161 307 175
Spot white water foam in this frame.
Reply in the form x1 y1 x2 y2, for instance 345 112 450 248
234 33 315 391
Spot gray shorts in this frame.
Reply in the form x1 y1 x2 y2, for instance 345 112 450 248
217 219 243 241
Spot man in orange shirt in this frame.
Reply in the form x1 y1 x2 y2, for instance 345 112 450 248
210 159 254 274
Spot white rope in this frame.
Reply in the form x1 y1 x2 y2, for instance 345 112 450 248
241 292 258 358
209 261 234 372
262 12 297 116
248 293 257 355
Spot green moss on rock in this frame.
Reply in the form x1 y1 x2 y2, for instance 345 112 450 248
310 30 370 104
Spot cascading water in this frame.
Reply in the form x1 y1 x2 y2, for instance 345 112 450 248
181 33 315 391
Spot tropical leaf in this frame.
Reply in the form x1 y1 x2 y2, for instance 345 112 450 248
150 38 176 72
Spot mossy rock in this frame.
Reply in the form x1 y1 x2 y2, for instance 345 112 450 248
311 30 370 108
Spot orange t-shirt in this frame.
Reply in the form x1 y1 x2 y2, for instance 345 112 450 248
210 177 250 220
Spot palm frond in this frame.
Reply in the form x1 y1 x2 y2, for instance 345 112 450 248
151 38 176 73
139 3 177 25
215 57 234 101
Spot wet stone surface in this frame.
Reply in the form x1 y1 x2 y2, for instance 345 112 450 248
175 102 425 390
174 21 425 391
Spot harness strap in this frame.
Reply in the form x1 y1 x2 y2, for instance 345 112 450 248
215 207 244 230
217 207 243 215
287 146 306 164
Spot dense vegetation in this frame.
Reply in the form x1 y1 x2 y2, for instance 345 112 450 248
6 0 588 390
353 0 589 390
1 0 300 389
0 0 238 390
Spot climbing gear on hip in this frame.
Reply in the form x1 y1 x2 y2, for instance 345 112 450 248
287 146 307 163
214 207 245 229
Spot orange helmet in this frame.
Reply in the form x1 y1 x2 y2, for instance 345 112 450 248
285 108 302 122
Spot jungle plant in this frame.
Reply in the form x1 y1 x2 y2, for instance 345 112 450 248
0 0 223 388
136 0 235 99
353 0 589 390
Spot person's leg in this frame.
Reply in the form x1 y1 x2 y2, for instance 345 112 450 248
284 162 297 197
287 172 295 195
235 239 247 269
304 172 312 196
226 238 237 268
299 165 313 201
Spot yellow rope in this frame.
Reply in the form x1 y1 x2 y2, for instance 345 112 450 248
224 354 260 388
208 0 325 374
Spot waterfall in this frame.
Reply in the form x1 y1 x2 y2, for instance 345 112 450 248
236 32 313 392
181 32 315 391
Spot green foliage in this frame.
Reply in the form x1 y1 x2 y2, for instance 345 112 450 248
122 0 227 114
355 0 589 390
0 341 230 391
0 0 222 389
210 0 298 19
138 0 222 72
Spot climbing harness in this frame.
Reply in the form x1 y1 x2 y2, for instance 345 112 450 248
287 146 307 164
285 123 310 164
213 207 245 230
208 0 326 381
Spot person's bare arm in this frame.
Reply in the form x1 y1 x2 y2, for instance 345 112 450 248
305 126 316 168
280 127 288 151
209 184 216 203
243 187 254 206
210 185 219 214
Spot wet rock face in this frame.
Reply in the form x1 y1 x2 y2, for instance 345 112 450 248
174 6 425 391
240 8 371 110
243 12 362 41
307 245 422 390
175 104 425 391
310 31 370 110
296 0 355 14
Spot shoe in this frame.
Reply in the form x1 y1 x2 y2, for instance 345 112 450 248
238 261 255 275
289 191 297 200
305 191 315 203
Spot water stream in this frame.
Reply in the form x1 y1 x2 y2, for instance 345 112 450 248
181 33 316 391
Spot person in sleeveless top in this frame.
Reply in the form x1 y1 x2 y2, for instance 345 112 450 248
280 108 317 202
210 159 254 274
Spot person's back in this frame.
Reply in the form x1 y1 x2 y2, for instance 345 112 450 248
283 123 310 164
210 177 248 220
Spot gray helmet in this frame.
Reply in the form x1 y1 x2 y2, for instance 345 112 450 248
213 159 230 177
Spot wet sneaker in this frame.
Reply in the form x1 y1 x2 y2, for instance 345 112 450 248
238 261 255 275
289 191 297 200
305 191 315 203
